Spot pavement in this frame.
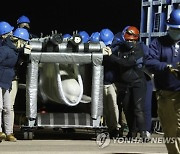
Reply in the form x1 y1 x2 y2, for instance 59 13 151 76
0 127 168 154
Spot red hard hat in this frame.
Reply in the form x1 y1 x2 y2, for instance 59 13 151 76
123 26 139 41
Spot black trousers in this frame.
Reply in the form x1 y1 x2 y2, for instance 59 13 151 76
118 78 147 133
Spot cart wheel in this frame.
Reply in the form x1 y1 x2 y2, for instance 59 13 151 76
23 131 34 140
28 131 34 140
23 132 28 140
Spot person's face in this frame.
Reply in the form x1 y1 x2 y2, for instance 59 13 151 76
18 39 28 48
1 31 13 39
18 23 30 30
13 38 28 49
167 27 180 42
124 39 137 49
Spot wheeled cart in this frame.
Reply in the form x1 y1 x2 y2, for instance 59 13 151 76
20 33 107 139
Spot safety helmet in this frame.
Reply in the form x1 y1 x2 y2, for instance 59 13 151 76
13 28 29 41
100 28 114 45
111 32 125 47
63 33 72 39
90 32 100 42
17 15 30 24
0 21 14 36
78 31 90 43
166 9 180 28
122 26 139 41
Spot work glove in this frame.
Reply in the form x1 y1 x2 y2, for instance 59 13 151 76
167 64 180 80
24 44 32 54
102 47 112 56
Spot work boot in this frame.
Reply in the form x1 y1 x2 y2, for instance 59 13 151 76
6 134 17 142
125 131 138 141
126 131 137 138
109 128 121 139
0 132 6 141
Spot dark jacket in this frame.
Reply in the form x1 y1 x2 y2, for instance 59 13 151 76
0 37 19 89
103 35 123 85
109 42 146 83
103 55 119 85
102 32 125 85
16 31 38 84
0 38 3 47
145 35 180 91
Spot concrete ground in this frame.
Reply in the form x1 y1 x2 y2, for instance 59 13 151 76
0 127 168 154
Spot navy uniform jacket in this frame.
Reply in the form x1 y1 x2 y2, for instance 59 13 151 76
0 37 19 90
0 38 3 47
145 35 180 91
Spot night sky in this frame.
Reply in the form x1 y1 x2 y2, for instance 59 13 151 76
1 0 141 37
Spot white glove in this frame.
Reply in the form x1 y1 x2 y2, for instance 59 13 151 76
24 44 32 54
102 47 112 56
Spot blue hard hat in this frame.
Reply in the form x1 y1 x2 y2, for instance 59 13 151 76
63 33 72 39
17 15 30 24
90 32 100 42
111 32 125 47
13 28 29 41
78 31 90 43
167 9 180 28
100 28 114 45
0 21 14 36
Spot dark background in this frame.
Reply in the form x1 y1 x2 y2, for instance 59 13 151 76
0 0 142 37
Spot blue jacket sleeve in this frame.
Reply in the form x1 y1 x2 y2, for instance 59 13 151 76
145 39 168 74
